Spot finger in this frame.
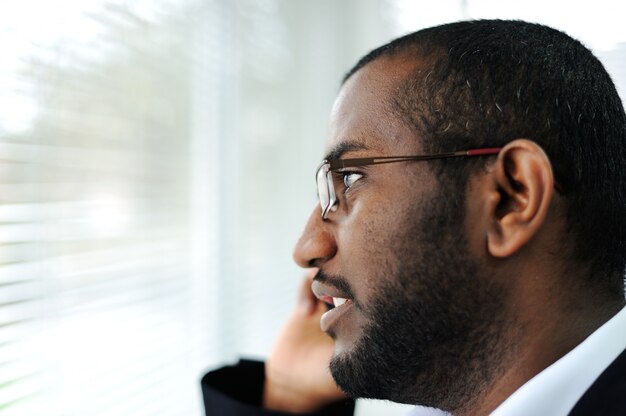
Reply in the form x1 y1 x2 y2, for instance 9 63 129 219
298 268 318 315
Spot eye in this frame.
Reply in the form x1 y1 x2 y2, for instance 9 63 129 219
342 171 363 189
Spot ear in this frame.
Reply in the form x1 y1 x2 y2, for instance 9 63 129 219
486 139 555 258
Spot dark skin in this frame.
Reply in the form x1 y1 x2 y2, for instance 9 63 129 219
263 54 626 415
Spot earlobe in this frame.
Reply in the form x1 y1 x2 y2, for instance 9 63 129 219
486 140 554 258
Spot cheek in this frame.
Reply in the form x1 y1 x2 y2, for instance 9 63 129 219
337 198 405 300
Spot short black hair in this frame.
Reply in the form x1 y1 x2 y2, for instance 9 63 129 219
345 20 626 293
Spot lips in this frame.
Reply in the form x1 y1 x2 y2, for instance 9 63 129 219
320 298 353 332
311 280 354 332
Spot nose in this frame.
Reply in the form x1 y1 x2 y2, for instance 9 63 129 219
293 206 338 268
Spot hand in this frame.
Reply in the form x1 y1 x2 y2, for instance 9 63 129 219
263 268 348 413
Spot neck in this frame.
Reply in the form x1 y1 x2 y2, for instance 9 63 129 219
455 274 625 416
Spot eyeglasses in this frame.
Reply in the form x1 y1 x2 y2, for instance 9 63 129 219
316 147 502 220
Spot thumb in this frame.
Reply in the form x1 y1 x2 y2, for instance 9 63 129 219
297 268 319 315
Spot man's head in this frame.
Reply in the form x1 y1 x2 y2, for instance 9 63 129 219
294 20 626 412
345 20 626 287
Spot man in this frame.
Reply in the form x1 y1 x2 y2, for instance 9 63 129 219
202 20 626 415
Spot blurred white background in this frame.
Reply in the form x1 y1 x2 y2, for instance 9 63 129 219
0 1 625 415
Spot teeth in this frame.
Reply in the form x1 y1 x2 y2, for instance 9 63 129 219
333 297 348 307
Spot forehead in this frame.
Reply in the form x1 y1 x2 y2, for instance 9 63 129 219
325 54 423 159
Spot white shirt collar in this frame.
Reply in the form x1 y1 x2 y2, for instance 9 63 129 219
490 305 626 416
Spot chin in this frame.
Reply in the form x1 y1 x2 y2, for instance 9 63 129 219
327 332 402 401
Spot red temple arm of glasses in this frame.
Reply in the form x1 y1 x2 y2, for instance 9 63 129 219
466 147 501 156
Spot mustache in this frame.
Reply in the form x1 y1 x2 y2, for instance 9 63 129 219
313 269 356 301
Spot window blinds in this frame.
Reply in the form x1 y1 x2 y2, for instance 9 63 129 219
0 2 216 414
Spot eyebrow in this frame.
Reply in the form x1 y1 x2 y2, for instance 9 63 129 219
323 140 372 161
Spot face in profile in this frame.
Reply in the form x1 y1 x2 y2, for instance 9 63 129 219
294 56 511 410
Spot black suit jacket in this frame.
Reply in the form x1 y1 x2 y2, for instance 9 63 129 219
201 359 355 416
568 347 626 415
202 349 626 416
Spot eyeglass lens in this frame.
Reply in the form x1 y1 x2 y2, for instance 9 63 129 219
316 163 336 218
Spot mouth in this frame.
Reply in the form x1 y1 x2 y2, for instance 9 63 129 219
320 297 353 333
312 280 355 333
318 295 351 309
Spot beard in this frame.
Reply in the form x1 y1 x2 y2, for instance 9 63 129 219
327 184 513 412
